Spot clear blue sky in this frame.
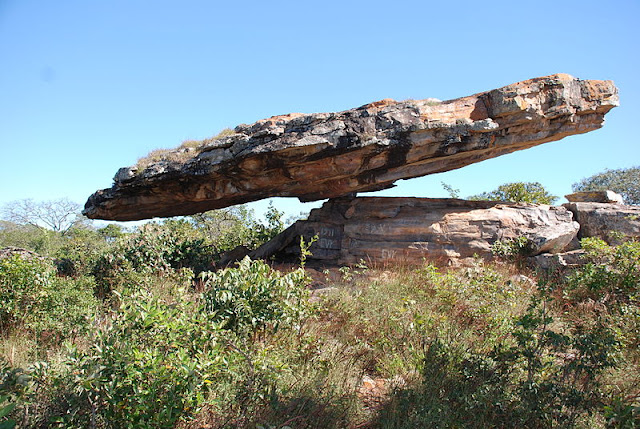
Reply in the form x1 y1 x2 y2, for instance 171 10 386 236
1 0 638 224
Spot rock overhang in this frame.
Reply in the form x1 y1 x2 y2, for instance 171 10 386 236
83 74 618 221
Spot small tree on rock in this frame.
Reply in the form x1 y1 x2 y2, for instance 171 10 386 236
468 182 558 205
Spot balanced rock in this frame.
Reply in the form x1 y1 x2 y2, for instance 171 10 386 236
565 190 624 204
84 74 618 221
246 197 579 266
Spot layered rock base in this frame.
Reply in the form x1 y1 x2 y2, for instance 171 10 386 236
243 197 579 266
229 196 640 268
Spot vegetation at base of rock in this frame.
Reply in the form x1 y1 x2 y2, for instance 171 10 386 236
572 166 640 205
1 199 639 427
491 236 532 262
200 257 311 336
1 242 639 427
468 181 558 204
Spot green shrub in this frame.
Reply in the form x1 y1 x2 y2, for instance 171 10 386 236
468 181 558 204
54 226 109 277
200 257 311 337
91 223 204 297
566 238 640 305
47 292 238 428
0 255 96 341
0 255 53 331
491 236 531 260
376 292 620 428
0 255 98 342
189 203 285 256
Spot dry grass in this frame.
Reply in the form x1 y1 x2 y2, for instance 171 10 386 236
135 128 235 173
3 253 638 428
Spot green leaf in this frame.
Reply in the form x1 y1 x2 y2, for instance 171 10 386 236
0 402 16 419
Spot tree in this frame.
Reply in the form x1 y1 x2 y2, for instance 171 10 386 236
441 182 461 198
468 182 558 205
572 166 640 205
98 224 125 242
1 198 84 234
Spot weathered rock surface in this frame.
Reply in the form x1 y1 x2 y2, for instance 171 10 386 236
530 249 587 272
563 202 640 244
565 190 624 204
84 74 618 221
245 197 579 266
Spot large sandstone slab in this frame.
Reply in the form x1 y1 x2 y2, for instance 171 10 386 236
84 74 618 221
248 197 579 266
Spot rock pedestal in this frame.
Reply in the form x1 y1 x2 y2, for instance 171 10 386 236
246 197 579 266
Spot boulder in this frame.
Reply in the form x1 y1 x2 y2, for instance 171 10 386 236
565 190 624 204
84 74 618 221
246 197 579 266
563 202 640 244
530 249 587 272
0 247 48 262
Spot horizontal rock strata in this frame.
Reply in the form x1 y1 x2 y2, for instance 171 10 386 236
246 197 579 266
84 74 618 221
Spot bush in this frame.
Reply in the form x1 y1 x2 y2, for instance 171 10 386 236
491 236 532 261
0 255 53 331
54 226 109 277
29 271 313 428
376 292 620 428
566 238 640 306
0 255 98 342
45 292 235 428
468 182 558 204
91 205 286 293
201 257 311 337
91 223 208 297
189 203 285 256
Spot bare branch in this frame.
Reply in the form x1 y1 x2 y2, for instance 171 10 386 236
1 198 83 233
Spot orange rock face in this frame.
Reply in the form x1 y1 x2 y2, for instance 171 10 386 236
84 74 618 221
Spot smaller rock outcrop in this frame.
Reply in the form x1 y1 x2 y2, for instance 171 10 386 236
565 190 624 204
244 197 579 267
563 202 640 245
530 249 587 272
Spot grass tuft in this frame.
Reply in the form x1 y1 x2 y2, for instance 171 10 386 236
135 128 236 173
